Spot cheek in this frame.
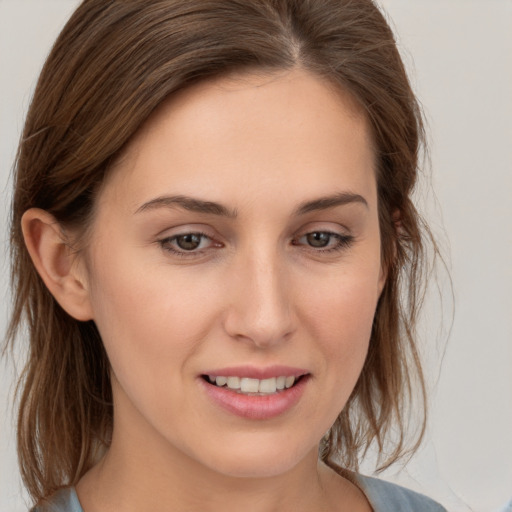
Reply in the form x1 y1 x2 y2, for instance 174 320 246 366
303 266 379 337
299 263 381 380
85 259 226 444
86 253 218 387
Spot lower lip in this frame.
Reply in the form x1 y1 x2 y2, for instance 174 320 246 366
199 376 309 420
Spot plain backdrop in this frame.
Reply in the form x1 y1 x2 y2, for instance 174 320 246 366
1 1 511 511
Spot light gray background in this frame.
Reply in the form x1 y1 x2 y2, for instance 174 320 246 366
1 1 511 511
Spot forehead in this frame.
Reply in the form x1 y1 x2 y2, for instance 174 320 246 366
101 67 375 213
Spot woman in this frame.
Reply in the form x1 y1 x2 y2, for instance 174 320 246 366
6 0 445 510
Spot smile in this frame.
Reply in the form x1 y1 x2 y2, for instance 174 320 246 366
200 367 310 420
205 375 299 395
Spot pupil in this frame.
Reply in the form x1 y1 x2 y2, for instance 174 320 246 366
307 232 330 248
177 234 201 250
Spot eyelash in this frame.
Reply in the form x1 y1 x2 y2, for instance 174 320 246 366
293 232 354 253
158 231 213 258
158 230 354 258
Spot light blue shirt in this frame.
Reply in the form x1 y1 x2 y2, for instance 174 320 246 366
32 474 447 511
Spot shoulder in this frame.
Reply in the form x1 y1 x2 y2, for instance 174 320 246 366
31 487 83 512
354 474 447 512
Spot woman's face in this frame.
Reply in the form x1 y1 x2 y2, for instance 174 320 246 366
82 68 385 478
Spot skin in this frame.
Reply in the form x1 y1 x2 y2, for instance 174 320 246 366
23 67 385 511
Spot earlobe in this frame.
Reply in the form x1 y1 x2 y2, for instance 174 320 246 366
377 263 388 297
21 208 94 321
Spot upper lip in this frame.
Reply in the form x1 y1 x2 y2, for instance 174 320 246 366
201 365 309 380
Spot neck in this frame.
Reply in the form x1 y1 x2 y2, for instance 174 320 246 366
78 437 333 512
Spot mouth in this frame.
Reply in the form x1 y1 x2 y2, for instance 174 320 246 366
201 374 308 396
199 365 310 419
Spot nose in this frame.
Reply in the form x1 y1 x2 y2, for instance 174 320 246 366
222 249 295 349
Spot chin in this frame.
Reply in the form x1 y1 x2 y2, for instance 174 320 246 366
192 433 317 479
211 456 301 479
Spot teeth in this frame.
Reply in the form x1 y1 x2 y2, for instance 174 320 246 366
285 376 295 389
226 376 241 390
208 375 300 394
215 376 228 386
240 378 260 393
259 378 277 393
276 376 286 390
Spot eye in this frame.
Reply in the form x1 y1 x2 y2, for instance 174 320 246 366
293 231 353 252
174 233 206 251
305 232 332 248
158 231 218 256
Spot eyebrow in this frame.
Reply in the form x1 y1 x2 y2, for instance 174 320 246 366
135 192 367 217
135 195 238 217
294 192 368 215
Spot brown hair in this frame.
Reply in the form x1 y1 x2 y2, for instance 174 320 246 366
5 0 433 503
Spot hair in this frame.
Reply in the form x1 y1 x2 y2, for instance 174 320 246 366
5 0 434 504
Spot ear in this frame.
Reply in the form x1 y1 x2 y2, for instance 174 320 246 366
21 208 94 321
377 260 388 296
377 209 402 295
